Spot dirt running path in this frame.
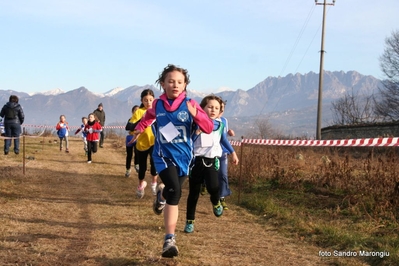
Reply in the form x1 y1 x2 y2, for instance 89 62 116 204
0 138 361 265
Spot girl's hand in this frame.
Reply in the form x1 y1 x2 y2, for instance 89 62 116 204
228 129 235 137
127 138 135 145
129 130 142 144
230 152 239 165
186 101 197 117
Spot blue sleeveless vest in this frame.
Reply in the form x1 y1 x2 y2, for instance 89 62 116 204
152 98 195 176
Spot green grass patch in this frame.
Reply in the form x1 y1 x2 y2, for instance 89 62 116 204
232 179 399 265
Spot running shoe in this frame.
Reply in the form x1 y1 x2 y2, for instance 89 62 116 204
184 220 195 233
136 181 147 199
220 198 228 210
125 169 131 177
213 201 223 217
153 183 166 215
162 236 179 258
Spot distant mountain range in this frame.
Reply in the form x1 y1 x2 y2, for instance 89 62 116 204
0 71 382 138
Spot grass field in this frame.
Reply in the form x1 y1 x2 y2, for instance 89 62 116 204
0 135 388 265
228 144 399 266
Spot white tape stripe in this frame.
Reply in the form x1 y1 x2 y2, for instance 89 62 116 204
231 137 399 147
0 136 21 140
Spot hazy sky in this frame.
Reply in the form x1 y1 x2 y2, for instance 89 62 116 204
1 0 398 94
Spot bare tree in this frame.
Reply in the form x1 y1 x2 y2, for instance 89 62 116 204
375 30 399 121
246 117 282 139
331 88 376 125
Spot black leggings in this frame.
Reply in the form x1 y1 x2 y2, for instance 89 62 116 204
186 157 220 220
126 145 139 170
159 166 187 206
87 141 98 161
136 146 157 180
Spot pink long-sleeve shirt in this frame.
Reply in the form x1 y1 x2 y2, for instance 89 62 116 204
135 92 213 134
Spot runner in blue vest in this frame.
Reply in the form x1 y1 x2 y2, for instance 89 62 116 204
133 64 213 258
56 115 70 153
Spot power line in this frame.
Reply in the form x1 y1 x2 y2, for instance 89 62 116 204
279 5 316 76
254 3 335 139
255 4 316 125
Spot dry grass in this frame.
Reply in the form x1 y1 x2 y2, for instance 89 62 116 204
228 144 399 266
230 145 399 218
0 137 344 266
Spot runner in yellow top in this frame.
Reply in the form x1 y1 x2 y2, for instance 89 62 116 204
132 89 159 198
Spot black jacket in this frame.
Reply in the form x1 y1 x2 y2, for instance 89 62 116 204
0 102 25 125
93 108 105 126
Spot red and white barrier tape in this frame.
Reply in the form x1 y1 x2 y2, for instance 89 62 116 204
230 137 399 147
23 124 125 130
19 125 399 147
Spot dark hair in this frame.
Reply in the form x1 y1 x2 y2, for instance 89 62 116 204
9 95 19 103
132 105 140 112
200 95 223 110
82 116 88 120
140 89 155 108
140 89 155 100
155 64 190 91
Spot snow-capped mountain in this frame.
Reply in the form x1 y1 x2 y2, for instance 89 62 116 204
104 87 126 97
187 89 207 99
0 71 383 137
30 88 65 96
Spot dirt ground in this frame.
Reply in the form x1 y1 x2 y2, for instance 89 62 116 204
0 137 364 266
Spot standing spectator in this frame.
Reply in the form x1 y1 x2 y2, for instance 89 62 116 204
56 115 70 153
93 103 106 148
0 95 24 155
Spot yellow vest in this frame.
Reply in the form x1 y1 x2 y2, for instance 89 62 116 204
132 107 155 151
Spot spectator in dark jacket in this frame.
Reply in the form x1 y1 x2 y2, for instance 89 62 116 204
0 95 24 155
93 103 105 148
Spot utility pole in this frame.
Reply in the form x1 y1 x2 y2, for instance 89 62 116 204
315 0 335 140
